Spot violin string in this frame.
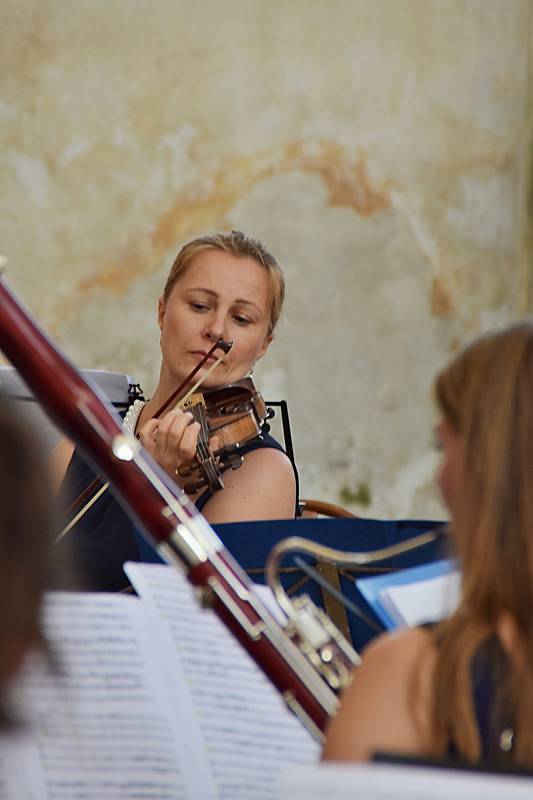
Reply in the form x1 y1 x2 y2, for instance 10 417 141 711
55 350 227 543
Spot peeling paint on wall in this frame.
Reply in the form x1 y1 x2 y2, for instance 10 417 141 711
0 0 531 521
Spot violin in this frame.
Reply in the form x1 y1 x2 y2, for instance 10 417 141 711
61 340 272 528
139 337 272 494
177 378 272 494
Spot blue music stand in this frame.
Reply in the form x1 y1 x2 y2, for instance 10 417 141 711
133 516 446 651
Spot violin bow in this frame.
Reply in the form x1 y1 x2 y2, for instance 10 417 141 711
57 338 233 542
152 338 232 418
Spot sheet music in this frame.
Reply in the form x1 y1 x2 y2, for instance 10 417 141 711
380 570 461 628
12 593 196 800
357 560 460 630
0 735 36 799
281 763 533 799
125 562 320 800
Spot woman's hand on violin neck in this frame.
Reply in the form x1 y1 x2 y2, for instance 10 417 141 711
138 409 201 481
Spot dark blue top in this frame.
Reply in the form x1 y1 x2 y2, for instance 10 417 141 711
57 429 293 592
447 635 515 764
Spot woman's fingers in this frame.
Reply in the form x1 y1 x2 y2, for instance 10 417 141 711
138 409 204 477
137 418 159 451
173 416 200 463
156 410 192 450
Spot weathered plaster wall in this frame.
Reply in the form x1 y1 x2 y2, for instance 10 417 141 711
1 0 532 520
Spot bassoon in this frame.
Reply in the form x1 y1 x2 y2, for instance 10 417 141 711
0 274 359 742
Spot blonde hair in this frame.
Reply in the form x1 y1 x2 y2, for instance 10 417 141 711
163 231 284 337
432 323 533 763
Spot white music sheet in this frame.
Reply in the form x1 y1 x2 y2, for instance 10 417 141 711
380 571 461 628
0 735 36 799
125 562 320 800
12 593 197 800
281 763 533 800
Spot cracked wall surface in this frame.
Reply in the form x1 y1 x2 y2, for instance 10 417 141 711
1 0 532 520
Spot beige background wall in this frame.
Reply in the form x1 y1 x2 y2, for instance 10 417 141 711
1 0 532 520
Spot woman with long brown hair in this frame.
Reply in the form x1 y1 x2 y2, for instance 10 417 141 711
323 323 533 766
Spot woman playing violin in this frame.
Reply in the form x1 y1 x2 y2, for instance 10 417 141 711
323 323 533 768
55 230 296 591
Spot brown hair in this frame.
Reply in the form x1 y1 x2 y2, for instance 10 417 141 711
0 396 55 726
162 230 285 336
432 323 533 763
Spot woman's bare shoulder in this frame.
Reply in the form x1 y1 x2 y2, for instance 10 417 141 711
203 446 296 523
322 627 438 763
241 443 294 474
364 626 437 663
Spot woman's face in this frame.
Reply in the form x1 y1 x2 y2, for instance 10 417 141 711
435 418 464 520
158 249 273 390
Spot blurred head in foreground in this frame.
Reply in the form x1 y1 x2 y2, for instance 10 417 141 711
0 394 56 726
